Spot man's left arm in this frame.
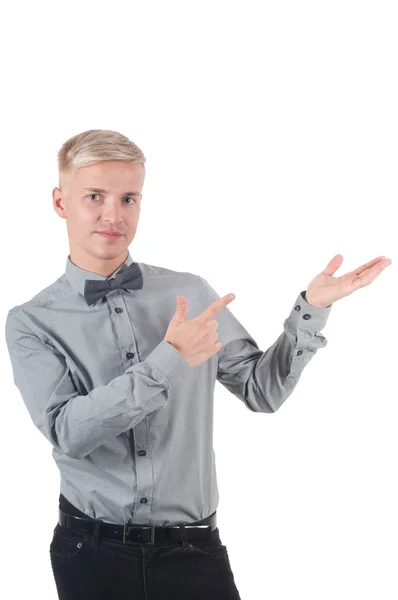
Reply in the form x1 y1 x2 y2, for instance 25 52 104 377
198 254 391 413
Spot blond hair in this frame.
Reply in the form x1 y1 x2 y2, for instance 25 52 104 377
57 129 146 192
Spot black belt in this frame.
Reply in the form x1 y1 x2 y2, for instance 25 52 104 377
59 508 217 546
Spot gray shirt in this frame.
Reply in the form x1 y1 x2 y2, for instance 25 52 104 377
4 251 332 526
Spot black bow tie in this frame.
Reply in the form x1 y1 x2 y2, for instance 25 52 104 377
84 262 143 306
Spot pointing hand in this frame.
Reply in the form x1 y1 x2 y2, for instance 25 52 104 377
164 293 236 368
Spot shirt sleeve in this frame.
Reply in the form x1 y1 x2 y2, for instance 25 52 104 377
199 276 332 413
4 309 191 459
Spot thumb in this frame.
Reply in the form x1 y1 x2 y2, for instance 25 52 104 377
173 295 188 324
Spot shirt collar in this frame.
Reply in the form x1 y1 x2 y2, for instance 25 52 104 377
64 250 136 300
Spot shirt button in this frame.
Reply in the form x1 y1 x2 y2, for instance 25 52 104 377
140 497 148 504
303 314 311 320
297 350 303 355
138 450 147 456
294 305 301 311
115 307 123 313
126 352 135 359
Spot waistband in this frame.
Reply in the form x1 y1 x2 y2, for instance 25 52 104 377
58 508 218 546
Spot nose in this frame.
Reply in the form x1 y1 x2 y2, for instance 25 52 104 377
101 201 123 224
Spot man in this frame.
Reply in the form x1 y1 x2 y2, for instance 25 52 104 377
4 129 392 600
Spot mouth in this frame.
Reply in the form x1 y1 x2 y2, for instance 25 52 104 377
96 232 124 239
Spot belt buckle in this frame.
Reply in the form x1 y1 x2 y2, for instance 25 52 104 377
123 523 156 545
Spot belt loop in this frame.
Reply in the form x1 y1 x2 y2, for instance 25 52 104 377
178 524 190 550
90 522 101 548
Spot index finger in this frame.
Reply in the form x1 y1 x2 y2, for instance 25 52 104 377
196 293 236 324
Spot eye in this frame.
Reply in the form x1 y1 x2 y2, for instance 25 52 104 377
87 194 136 204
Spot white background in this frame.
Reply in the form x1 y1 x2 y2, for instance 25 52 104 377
1 1 396 598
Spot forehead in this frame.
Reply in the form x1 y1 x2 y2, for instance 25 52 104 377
74 161 145 190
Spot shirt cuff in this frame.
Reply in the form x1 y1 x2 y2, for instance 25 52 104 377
140 339 191 387
286 290 332 335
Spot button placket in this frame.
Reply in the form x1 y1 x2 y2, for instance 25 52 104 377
109 294 152 525
109 295 138 371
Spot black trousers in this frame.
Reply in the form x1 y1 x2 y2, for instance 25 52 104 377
49 494 241 599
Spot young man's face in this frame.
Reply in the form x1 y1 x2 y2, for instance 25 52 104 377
53 160 145 275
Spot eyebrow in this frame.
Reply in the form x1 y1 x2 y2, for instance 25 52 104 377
83 187 141 196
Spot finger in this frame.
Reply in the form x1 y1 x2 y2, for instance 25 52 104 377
196 293 235 324
352 256 386 277
351 260 388 288
341 256 386 282
205 320 219 331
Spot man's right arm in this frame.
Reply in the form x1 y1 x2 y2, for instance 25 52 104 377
4 310 190 459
